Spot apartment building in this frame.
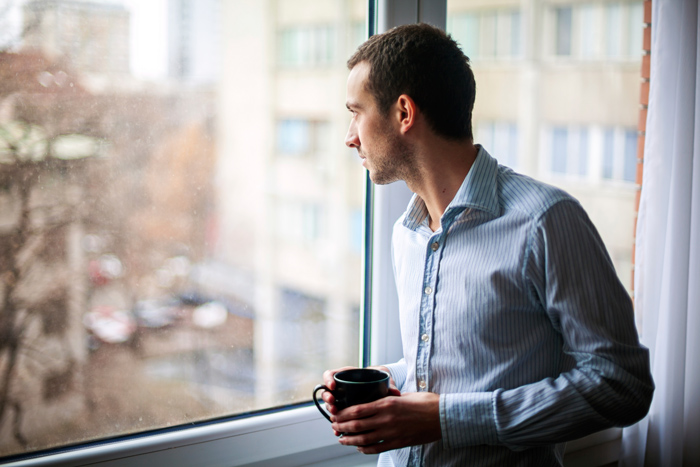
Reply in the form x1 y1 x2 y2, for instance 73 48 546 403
448 0 643 289
216 0 367 407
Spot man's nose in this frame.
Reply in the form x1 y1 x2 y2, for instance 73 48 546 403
345 123 359 149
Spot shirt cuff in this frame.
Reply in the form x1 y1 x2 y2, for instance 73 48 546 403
440 392 499 449
383 358 408 392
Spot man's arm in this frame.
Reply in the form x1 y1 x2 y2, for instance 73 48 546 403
440 200 654 450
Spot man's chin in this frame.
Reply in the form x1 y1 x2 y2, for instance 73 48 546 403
368 171 398 186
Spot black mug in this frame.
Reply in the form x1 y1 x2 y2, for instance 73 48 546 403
312 368 390 422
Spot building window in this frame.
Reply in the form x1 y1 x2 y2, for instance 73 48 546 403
546 125 638 184
602 128 638 183
278 25 336 67
350 208 363 254
277 119 311 155
555 6 573 56
548 126 589 178
276 119 331 161
447 8 522 60
550 2 644 60
476 121 519 169
276 199 324 244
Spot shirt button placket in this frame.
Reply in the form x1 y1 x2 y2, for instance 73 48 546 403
418 235 439 396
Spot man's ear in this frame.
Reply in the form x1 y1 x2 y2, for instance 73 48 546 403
396 94 417 134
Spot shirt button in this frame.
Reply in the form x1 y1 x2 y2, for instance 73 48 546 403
424 286 432 295
421 334 429 342
431 242 439 251
418 380 427 389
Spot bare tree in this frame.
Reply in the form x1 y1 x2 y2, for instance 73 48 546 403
0 50 103 449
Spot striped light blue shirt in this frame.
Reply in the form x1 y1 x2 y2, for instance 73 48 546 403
379 147 654 467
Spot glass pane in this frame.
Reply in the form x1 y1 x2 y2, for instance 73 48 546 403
508 123 519 169
624 130 638 182
475 121 494 155
603 128 615 179
627 3 644 57
0 0 366 458
577 128 589 176
277 119 311 155
479 13 496 57
448 13 479 59
606 3 622 58
552 127 569 174
492 122 517 169
510 11 522 57
555 7 573 56
579 5 596 58
447 0 643 294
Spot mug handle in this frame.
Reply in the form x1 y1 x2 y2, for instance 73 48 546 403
312 384 333 422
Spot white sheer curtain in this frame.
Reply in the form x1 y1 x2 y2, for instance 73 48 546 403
621 0 700 466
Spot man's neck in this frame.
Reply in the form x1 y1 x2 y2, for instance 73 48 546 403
406 140 478 232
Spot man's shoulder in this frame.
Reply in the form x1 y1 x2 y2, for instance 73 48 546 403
496 165 579 220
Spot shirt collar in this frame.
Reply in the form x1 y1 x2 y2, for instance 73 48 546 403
402 145 500 231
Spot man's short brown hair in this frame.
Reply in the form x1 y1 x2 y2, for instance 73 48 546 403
347 23 476 141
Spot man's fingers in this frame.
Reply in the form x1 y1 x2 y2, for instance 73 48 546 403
323 366 357 388
356 438 401 455
338 431 399 455
322 370 337 389
339 395 398 422
321 389 336 404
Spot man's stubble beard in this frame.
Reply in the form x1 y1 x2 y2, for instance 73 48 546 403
367 128 419 186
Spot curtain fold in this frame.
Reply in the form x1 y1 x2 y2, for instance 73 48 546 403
621 1 700 466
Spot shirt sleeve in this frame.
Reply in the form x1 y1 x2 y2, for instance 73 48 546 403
440 199 654 450
384 358 408 392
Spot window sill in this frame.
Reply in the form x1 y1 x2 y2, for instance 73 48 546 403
5 406 365 467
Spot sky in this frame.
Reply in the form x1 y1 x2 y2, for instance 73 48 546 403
122 0 168 80
0 0 168 80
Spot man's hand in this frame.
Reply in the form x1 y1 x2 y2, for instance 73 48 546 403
331 391 441 454
321 366 399 417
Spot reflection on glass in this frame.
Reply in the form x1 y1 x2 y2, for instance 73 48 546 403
0 0 366 458
447 0 642 294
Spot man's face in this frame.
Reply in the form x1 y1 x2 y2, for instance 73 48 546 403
345 62 414 185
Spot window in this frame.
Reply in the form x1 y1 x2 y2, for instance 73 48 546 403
276 119 331 160
545 125 637 185
278 25 336 67
447 8 522 60
550 2 644 60
277 119 312 155
548 126 589 178
555 6 573 56
476 121 519 169
0 0 366 461
276 199 324 244
602 128 638 183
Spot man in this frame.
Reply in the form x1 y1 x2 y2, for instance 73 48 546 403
322 23 654 466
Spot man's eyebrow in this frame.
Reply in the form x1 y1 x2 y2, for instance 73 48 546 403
346 101 361 111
